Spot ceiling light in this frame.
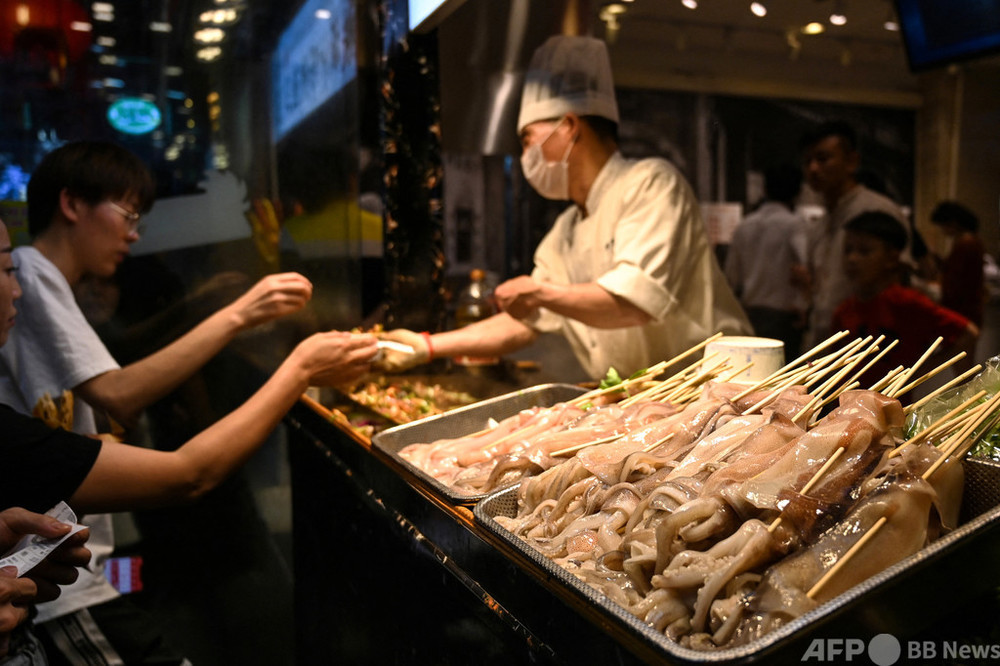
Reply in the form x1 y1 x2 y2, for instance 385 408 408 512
70 21 92 32
830 0 846 26
884 6 899 31
602 3 628 15
197 47 222 62
681 0 698 9
195 28 225 43
802 22 825 35
750 2 767 18
315 9 331 19
150 21 172 32
91 2 113 12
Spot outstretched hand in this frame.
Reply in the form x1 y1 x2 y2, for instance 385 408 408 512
293 331 379 388
227 272 313 330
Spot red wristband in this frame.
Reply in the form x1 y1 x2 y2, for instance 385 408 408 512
421 331 434 360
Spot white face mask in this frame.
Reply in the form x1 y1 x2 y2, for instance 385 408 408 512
520 118 575 201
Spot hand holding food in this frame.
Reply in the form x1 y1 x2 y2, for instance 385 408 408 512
227 272 313 330
371 329 430 373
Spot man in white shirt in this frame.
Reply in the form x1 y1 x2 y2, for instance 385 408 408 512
725 164 809 357
800 121 908 347
377 35 749 378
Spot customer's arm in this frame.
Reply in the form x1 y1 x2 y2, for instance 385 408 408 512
68 331 376 513
75 272 313 426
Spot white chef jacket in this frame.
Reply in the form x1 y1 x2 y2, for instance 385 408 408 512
0 246 120 622
523 152 751 379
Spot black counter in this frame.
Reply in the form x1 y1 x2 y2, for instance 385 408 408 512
285 392 1000 666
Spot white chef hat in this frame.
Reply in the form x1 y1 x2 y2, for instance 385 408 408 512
517 35 620 133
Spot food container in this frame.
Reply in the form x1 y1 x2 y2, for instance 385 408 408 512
705 336 785 385
372 382 587 504
473 457 1000 664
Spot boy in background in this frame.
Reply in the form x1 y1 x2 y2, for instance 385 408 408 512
832 211 978 389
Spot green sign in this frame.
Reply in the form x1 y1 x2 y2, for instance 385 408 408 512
107 98 162 135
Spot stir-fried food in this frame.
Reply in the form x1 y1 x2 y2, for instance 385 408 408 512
348 378 477 424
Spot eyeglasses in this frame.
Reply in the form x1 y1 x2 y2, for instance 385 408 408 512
106 201 143 234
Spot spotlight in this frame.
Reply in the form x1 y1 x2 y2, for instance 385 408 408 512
750 2 767 18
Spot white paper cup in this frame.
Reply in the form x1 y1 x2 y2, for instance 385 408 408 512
705 336 785 385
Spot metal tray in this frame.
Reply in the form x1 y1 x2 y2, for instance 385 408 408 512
372 383 588 504
474 457 1000 664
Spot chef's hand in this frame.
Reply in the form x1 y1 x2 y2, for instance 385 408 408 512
371 329 431 373
495 276 543 319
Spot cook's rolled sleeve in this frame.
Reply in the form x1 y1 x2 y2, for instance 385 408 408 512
597 262 675 321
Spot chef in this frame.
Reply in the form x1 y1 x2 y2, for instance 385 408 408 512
377 35 750 379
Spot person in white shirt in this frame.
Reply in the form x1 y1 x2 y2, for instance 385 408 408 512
376 35 749 379
0 140 376 665
799 121 908 348
725 163 810 357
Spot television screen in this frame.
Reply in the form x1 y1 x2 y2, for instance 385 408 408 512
271 0 356 143
896 0 1000 71
408 0 468 33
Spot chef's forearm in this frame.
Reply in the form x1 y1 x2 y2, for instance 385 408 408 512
535 282 652 328
432 313 537 358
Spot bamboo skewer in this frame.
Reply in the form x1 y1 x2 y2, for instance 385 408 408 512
570 360 670 406
888 390 988 456
550 432 627 457
808 392 1000 600
731 330 851 402
869 366 906 393
641 353 726 402
922 393 1000 480
887 336 942 396
769 446 846 533
643 431 677 453
891 351 967 399
904 363 983 414
809 342 875 403
807 516 887 599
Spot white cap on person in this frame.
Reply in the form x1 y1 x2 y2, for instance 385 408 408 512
517 35 620 133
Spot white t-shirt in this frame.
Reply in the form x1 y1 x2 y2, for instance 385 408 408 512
0 246 120 621
524 152 751 379
725 201 809 312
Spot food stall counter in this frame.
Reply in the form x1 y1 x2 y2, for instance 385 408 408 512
286 372 1000 665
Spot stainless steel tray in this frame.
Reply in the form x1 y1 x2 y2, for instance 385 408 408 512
474 457 1000 664
372 383 588 504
